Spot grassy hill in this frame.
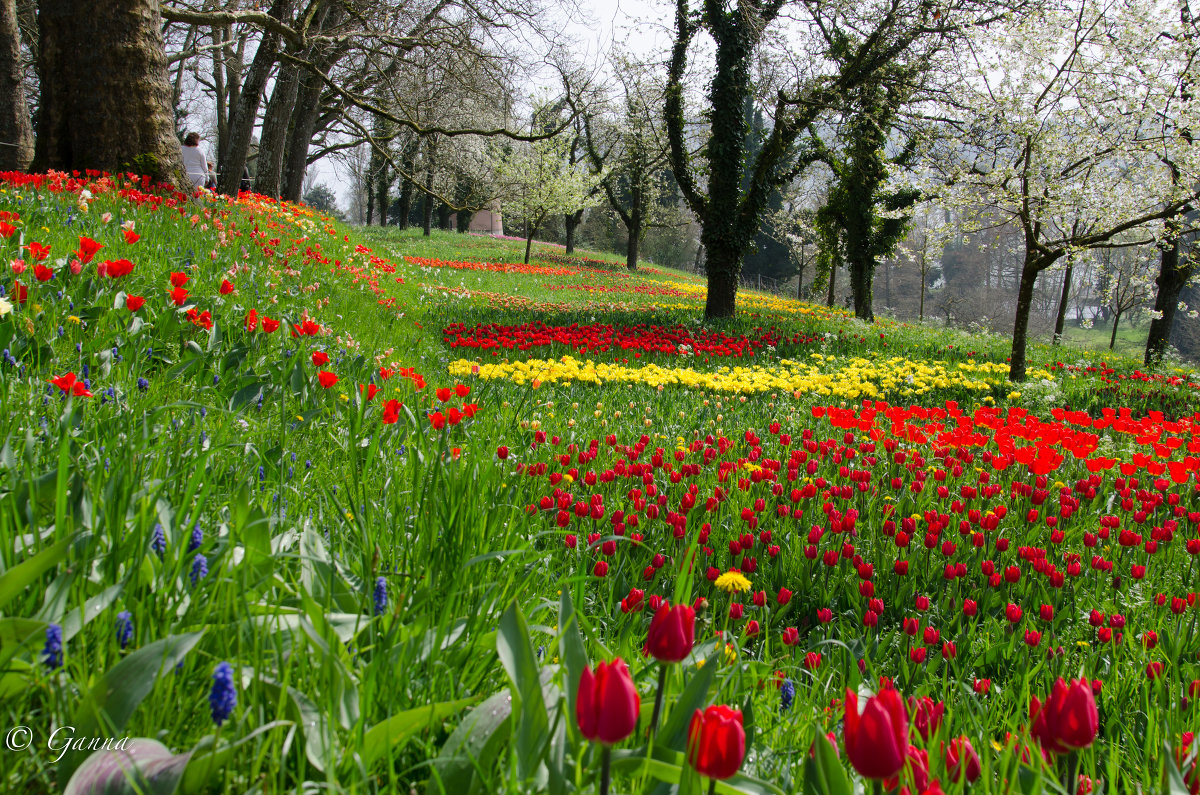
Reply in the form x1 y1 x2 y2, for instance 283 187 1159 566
1 174 1199 793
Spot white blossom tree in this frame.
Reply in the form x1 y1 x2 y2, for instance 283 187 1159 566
923 0 1200 380
493 134 607 263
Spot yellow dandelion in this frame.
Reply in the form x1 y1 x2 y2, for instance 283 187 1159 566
714 570 752 594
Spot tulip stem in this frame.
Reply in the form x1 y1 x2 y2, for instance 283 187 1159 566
600 745 612 795
649 665 668 740
707 779 716 795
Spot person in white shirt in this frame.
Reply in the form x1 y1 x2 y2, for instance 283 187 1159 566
181 132 209 190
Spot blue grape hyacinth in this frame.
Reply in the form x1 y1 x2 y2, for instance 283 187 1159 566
115 611 133 650
373 577 388 616
43 624 63 670
210 662 237 726
190 553 208 585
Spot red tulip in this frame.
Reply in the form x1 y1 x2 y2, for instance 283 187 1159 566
1030 678 1098 755
688 705 745 780
317 371 338 389
945 736 981 783
312 351 329 366
381 399 402 424
98 258 134 277
908 696 944 741
169 271 189 287
75 236 103 263
576 659 639 744
169 286 188 305
219 279 235 294
25 241 50 261
125 295 145 312
844 688 908 779
496 445 509 459
644 603 695 663
781 627 800 646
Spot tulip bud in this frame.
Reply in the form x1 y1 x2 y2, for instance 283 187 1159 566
576 659 640 744
844 688 908 779
688 705 745 780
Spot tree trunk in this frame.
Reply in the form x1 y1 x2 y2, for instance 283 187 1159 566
1145 236 1193 366
849 259 874 321
33 0 185 186
0 0 33 170
919 259 927 321
365 168 375 225
437 203 453 230
421 175 434 237
1052 263 1073 345
796 251 805 301
626 226 640 271
211 28 229 160
696 24 757 321
375 162 389 226
826 263 836 308
280 71 323 202
218 0 289 195
1008 259 1045 382
565 208 583 254
524 223 537 264
253 58 299 198
396 175 413 229
1109 310 1122 350
704 255 739 317
456 209 471 233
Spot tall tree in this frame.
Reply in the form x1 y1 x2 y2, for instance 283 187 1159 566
665 0 1004 319
0 0 32 170
578 55 674 271
33 0 185 185
1145 0 1199 366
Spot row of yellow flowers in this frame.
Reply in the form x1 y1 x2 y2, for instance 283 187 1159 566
449 353 1056 399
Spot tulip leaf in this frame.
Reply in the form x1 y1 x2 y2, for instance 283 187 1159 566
611 749 786 795
657 641 718 751
427 688 513 795
0 536 73 613
354 696 477 771
497 600 549 780
59 631 205 783
803 730 851 795
557 590 588 728
255 674 335 772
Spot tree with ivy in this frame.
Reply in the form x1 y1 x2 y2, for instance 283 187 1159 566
665 0 1017 320
810 76 921 322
